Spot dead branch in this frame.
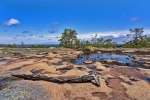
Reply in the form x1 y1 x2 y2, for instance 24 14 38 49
11 73 100 87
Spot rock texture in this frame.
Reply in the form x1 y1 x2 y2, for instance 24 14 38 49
0 48 150 100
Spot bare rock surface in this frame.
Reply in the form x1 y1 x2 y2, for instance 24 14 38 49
0 80 51 100
0 48 150 100
122 80 150 100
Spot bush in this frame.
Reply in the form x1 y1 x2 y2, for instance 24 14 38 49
83 45 94 53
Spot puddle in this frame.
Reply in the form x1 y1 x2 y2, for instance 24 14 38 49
76 67 86 71
10 67 22 71
32 69 43 74
87 65 97 70
146 78 150 82
0 59 10 62
53 62 62 66
0 78 11 90
34 58 41 61
60 67 71 70
73 53 135 66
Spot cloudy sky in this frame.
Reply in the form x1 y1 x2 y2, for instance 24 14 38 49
0 0 150 44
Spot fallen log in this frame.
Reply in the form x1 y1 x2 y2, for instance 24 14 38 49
11 73 100 87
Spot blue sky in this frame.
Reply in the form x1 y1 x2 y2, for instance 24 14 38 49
0 0 150 44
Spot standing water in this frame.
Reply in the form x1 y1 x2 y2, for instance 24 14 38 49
73 53 134 65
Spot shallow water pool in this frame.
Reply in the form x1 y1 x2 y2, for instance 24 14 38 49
73 53 134 65
0 59 10 62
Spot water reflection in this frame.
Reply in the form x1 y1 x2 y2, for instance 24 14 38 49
73 53 134 65
146 78 150 82
87 65 97 70
0 59 10 62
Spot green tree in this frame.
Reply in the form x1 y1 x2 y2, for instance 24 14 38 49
147 37 150 47
41 44 44 48
85 40 91 46
13 43 16 48
130 28 144 47
58 29 78 48
91 34 98 46
74 39 81 49
123 28 147 48
6 44 13 48
21 42 24 48
97 37 104 47
104 39 113 48
30 45 35 48
112 42 117 48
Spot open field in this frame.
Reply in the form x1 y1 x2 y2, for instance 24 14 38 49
0 48 150 100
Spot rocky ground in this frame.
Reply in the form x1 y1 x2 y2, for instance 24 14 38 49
0 48 150 100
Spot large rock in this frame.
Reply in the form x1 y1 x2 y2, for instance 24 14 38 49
121 80 150 100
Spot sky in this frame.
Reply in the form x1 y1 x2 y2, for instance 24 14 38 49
0 0 150 44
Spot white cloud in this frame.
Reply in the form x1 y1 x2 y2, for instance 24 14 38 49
77 30 129 40
4 18 20 26
130 17 139 21
1 29 150 44
77 29 150 44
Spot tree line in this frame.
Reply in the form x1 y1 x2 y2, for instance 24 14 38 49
6 42 50 48
123 28 150 48
58 29 117 49
6 28 150 49
59 28 150 49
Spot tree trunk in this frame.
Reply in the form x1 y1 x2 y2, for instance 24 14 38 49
11 73 100 87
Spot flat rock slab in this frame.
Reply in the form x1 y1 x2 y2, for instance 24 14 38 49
122 80 150 100
0 80 51 100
